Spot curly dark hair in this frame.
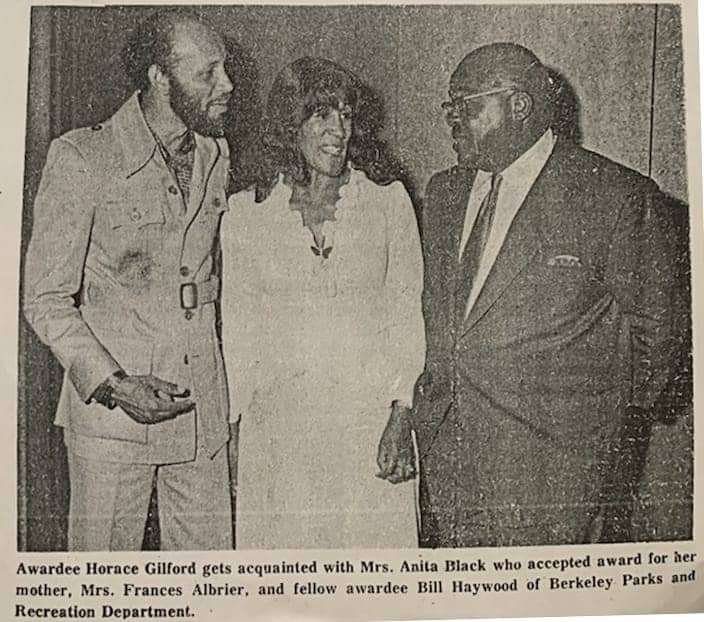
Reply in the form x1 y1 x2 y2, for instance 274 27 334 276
235 57 402 200
121 8 208 92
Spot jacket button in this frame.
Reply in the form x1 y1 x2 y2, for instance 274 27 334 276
130 210 142 222
180 265 190 277
184 310 193 320
168 185 179 195
213 197 221 207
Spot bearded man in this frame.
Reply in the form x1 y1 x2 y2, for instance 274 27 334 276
378 43 685 547
23 9 234 550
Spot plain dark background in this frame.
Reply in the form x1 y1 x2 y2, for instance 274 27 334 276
18 4 692 551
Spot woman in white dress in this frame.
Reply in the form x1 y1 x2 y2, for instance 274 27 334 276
220 57 425 549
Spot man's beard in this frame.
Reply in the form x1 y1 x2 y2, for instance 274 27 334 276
455 120 518 171
169 77 226 138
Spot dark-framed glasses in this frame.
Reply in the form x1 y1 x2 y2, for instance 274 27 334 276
441 86 516 115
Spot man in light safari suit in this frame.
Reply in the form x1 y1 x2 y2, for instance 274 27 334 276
23 9 235 550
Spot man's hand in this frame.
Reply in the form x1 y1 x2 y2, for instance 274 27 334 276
111 374 194 424
376 402 416 484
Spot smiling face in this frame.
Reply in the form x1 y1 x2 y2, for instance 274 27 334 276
165 20 233 136
297 100 353 178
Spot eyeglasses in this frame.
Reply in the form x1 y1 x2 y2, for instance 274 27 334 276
441 86 516 116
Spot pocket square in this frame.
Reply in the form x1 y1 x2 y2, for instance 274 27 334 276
547 254 582 267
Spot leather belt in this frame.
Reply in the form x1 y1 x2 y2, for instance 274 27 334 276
180 277 219 310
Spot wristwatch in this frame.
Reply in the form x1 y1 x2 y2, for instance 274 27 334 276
91 370 128 410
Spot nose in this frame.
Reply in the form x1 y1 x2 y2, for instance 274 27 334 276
326 109 346 137
215 65 233 98
442 100 461 125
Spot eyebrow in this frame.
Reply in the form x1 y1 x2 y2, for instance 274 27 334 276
170 48 226 66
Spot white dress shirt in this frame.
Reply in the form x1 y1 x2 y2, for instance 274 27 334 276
459 127 557 317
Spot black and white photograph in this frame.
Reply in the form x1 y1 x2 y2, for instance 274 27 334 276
16 0 694 566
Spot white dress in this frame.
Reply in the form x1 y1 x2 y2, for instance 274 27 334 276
220 169 426 549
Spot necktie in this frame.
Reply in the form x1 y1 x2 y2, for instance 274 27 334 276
455 173 503 322
171 131 195 208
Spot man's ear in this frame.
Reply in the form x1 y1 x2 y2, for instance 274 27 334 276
147 64 170 94
511 91 533 123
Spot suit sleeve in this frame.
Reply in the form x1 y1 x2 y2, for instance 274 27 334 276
604 181 681 414
23 138 121 402
414 172 456 394
418 172 447 379
408 174 455 428
655 197 692 421
383 182 426 406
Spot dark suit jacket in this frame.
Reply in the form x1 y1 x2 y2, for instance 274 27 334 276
414 138 685 547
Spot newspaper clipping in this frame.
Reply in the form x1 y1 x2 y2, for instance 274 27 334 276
5 0 702 620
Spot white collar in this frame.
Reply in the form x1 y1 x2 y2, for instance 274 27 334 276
475 127 556 189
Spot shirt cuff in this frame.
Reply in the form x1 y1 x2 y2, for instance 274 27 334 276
69 353 123 404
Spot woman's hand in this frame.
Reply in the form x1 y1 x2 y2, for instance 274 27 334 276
376 402 416 483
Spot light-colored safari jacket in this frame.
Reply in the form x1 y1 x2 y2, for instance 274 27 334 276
24 93 230 463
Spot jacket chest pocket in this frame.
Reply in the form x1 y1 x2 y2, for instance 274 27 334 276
107 202 166 231
100 199 169 272
523 252 605 316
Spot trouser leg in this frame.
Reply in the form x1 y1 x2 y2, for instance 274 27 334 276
67 451 154 551
157 445 232 550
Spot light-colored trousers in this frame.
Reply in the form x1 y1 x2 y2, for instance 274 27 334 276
66 440 232 551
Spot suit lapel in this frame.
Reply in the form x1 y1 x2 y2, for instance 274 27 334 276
184 134 220 233
460 144 567 336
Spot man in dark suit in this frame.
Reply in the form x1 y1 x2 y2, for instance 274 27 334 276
377 42 686 547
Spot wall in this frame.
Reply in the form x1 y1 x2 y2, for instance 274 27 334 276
31 4 688 199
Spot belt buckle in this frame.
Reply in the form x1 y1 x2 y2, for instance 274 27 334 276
180 282 198 310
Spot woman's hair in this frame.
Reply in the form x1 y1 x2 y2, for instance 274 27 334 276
234 57 401 199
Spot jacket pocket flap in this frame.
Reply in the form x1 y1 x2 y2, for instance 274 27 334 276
107 202 166 229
